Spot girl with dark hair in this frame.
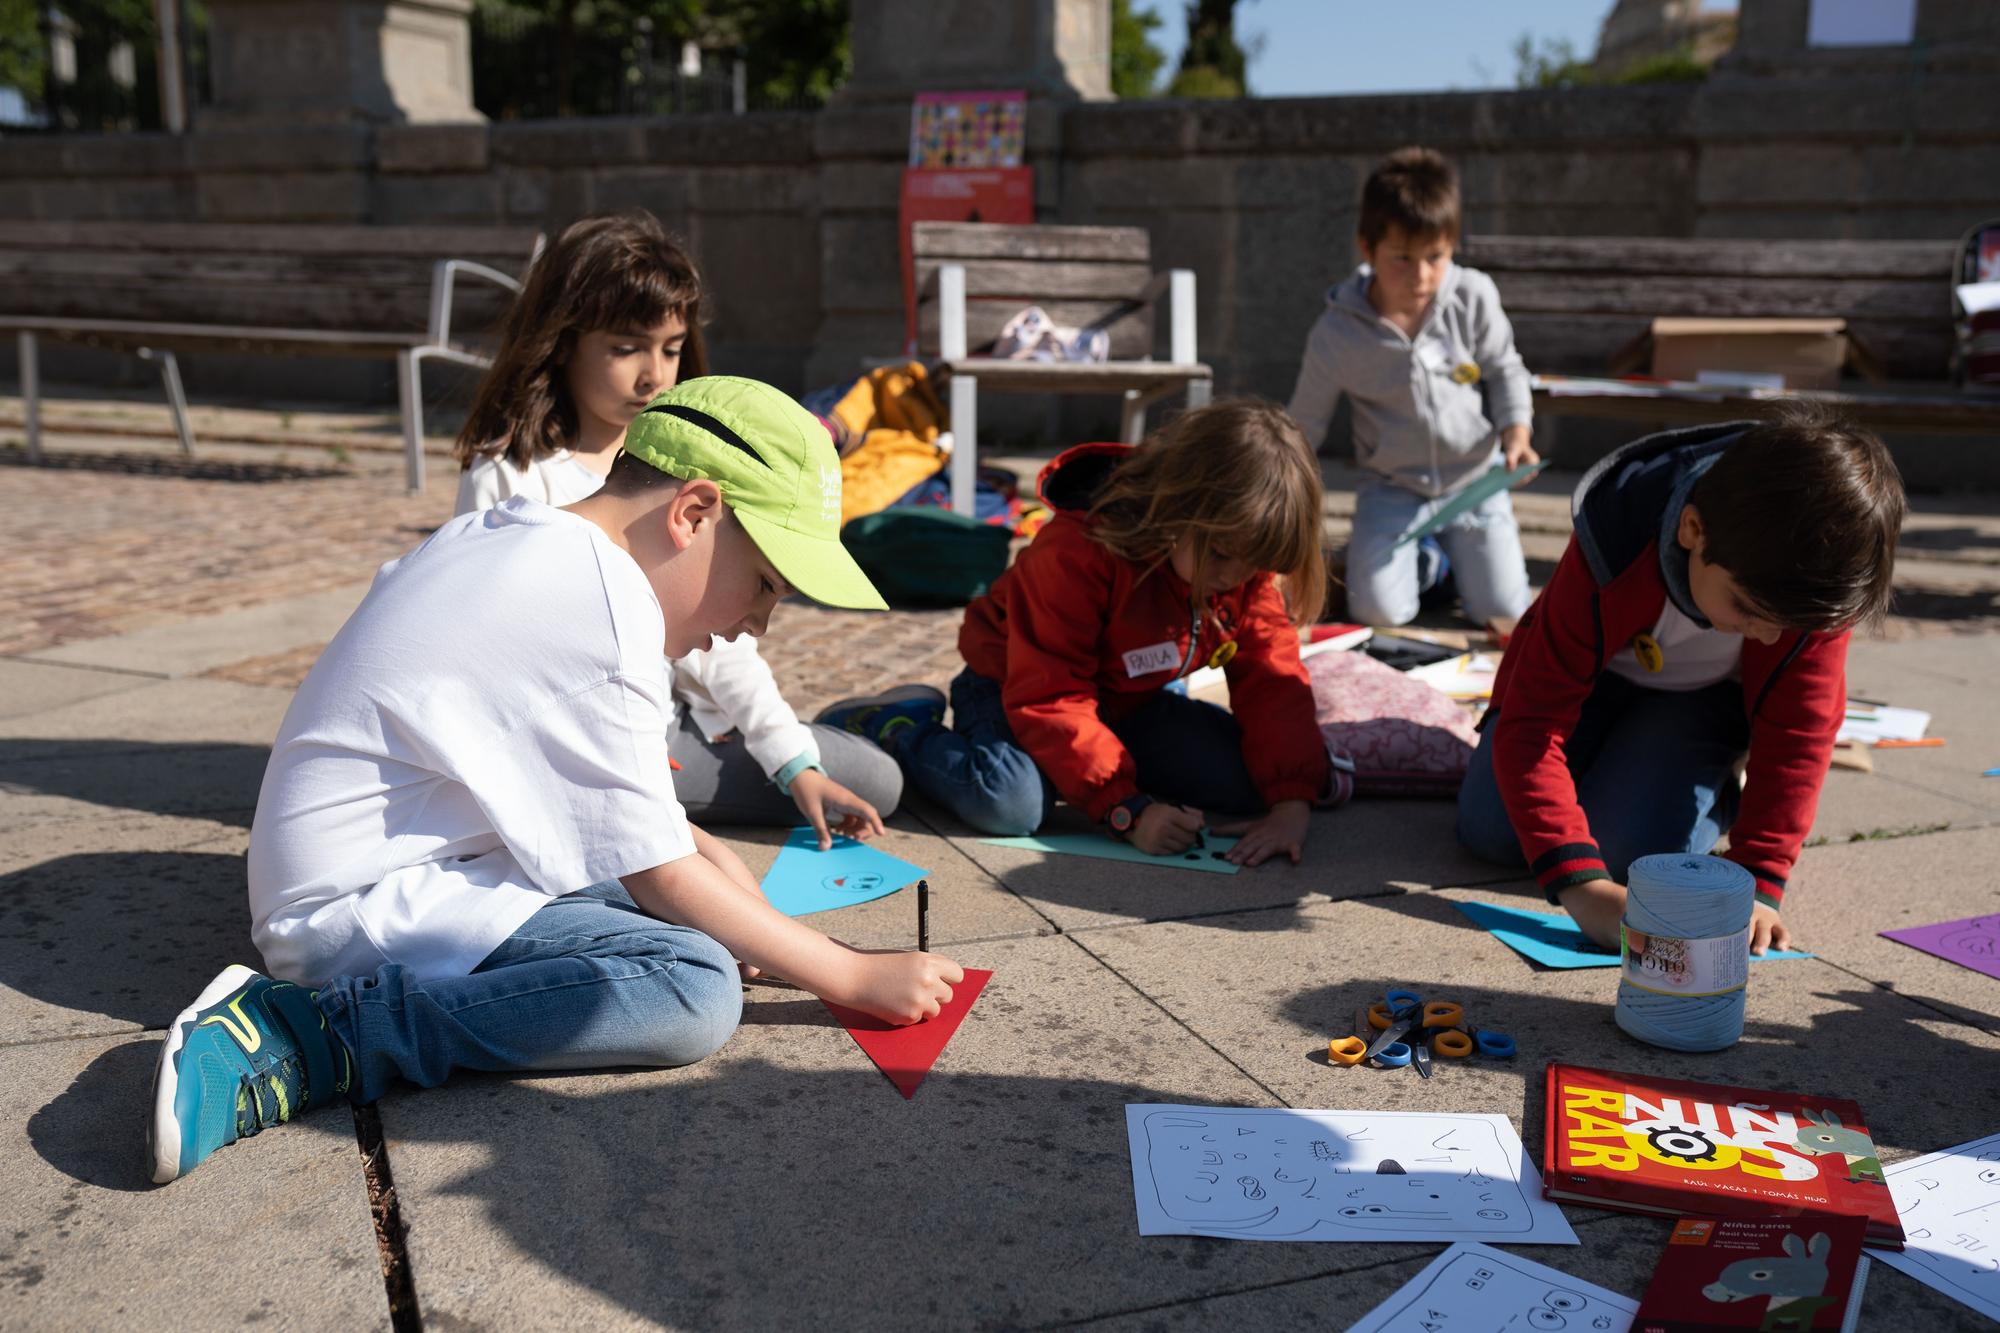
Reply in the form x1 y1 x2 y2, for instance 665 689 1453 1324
454 212 902 847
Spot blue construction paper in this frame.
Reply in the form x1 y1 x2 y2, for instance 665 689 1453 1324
760 829 927 917
980 831 1243 875
1450 897 1813 969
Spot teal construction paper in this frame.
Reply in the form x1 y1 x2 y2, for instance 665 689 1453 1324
1394 461 1546 548
761 828 927 917
1450 897 1812 969
980 831 1243 875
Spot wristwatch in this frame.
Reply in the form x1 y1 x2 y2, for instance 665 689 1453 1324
1106 794 1155 839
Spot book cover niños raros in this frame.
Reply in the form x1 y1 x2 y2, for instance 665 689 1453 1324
1543 1063 1905 1247
1634 1215 1871 1333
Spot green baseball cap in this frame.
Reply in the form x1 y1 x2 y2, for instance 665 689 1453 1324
622 376 886 611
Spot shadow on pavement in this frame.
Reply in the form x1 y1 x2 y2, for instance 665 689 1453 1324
0 850 261 1036
0 740 269 827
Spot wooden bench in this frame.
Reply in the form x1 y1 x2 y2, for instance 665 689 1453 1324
1460 233 2000 435
912 221 1212 516
0 222 545 492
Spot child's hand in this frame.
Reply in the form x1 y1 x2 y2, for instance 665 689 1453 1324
1130 801 1205 857
1501 424 1539 476
789 769 886 850
838 950 966 1026
1210 799 1310 867
1558 878 1627 951
1750 902 1792 955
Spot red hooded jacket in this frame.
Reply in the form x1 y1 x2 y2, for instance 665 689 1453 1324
957 443 1329 821
1488 424 1847 910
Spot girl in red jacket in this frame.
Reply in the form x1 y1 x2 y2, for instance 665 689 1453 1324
819 401 1342 868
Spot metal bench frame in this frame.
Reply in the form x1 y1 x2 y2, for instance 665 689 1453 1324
6 238 541 493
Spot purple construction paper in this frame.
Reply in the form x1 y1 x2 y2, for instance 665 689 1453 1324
1880 914 2000 981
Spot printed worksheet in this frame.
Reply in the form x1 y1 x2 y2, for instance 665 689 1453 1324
1870 1130 2000 1324
1124 1106 1578 1244
1347 1242 1636 1333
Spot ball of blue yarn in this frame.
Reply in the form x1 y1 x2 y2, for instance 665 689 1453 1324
1615 852 1756 1052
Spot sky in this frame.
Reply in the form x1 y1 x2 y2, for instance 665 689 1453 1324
1140 0 1626 96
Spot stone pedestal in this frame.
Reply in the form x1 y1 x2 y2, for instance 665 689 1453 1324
839 0 1111 104
204 0 483 126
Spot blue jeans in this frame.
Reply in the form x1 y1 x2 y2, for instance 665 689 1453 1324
314 880 742 1104
1348 471 1533 626
898 667 1266 836
1456 674 1751 884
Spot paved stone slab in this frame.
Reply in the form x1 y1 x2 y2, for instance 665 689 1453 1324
1809 768 1991 847
1789 825 2000 1035
379 934 1417 1329
0 1032 386 1329
0 659 150 721
0 676 291 760
1082 1212 1977 1330
0 807 243 877
1081 890 2000 1165
0 821 259 1044
1843 638 2000 822
934 799 1501 935
714 818 1054 949
0 743 264 833
21 582 370 678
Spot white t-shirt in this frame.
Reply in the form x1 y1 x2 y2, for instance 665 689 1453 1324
454 451 817 777
248 499 696 986
1605 598 1744 692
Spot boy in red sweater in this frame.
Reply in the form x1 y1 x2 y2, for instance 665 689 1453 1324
1456 409 1904 952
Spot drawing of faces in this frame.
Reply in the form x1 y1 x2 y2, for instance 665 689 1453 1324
1139 1110 1531 1238
820 872 884 896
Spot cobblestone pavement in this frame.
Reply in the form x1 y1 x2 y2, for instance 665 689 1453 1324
8 413 2000 702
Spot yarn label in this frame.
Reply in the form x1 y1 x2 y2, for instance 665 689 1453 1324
1621 925 1750 997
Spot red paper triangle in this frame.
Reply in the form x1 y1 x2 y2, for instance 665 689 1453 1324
822 968 991 1099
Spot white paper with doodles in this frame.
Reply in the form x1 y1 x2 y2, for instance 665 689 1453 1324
1346 1241 1635 1333
1869 1129 2000 1323
1123 1105 1579 1243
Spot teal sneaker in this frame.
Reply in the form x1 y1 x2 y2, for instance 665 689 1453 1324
149 964 352 1184
815 684 947 753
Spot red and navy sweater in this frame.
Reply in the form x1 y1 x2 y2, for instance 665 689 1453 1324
1486 423 1847 911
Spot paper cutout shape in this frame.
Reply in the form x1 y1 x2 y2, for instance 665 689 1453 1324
1451 898 1811 969
760 828 926 917
823 968 992 1099
1348 1242 1636 1333
1881 914 2000 982
1124 1106 1579 1244
980 831 1242 875
1870 1130 2000 1325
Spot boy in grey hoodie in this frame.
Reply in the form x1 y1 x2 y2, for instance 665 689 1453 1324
1286 147 1537 629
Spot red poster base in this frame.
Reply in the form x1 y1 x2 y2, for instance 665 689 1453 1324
899 169 1034 356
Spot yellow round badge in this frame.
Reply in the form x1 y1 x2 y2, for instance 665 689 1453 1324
1451 362 1480 385
1207 640 1239 669
1632 632 1664 673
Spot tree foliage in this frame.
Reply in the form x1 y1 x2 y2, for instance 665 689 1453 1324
1167 0 1247 99
472 0 847 119
1110 0 1166 100
1513 31 1710 89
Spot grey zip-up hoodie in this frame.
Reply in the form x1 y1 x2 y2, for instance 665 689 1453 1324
1286 262 1532 499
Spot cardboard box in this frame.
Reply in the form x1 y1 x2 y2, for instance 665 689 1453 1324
1647 316 1848 390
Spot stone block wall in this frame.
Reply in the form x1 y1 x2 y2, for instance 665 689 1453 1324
4 58 1997 418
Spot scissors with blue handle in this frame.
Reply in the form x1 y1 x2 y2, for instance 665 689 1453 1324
1361 990 1513 1071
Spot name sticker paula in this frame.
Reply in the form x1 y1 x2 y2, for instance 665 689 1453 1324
1122 641 1182 678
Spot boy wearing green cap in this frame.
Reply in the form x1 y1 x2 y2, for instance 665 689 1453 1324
149 377 964 1184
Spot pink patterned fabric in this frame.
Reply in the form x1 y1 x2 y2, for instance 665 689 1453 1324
1308 650 1479 797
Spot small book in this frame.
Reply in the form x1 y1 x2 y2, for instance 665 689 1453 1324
1543 1063 1905 1248
1634 1215 1871 1333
